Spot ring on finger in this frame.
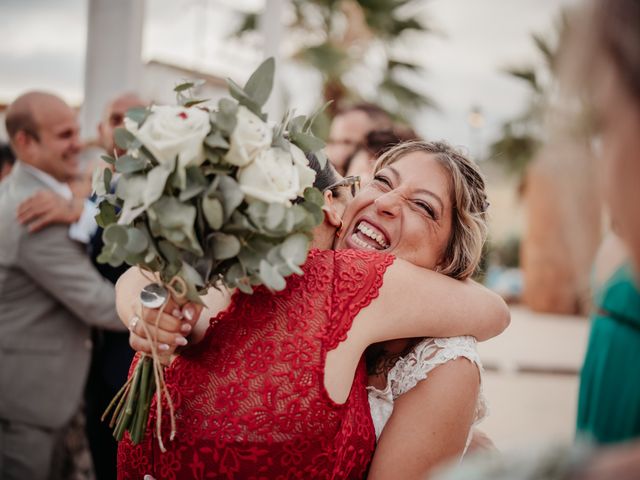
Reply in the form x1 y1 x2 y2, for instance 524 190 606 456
129 315 141 333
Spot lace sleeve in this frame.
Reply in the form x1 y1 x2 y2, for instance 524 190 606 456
388 336 488 426
325 250 395 351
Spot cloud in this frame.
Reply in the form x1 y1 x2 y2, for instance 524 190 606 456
0 52 84 104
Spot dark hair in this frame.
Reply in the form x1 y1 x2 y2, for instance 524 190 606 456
306 152 342 193
0 143 16 170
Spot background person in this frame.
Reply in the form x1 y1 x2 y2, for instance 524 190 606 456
0 91 125 480
326 103 393 175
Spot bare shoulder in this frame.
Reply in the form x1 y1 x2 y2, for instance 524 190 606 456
593 233 628 289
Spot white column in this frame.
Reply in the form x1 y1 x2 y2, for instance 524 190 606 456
81 0 144 138
259 0 285 120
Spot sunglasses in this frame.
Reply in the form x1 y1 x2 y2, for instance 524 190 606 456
325 175 361 197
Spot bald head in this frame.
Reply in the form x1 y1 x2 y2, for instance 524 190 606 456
99 92 146 154
5 91 80 182
5 91 70 143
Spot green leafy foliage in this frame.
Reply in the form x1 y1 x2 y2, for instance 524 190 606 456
93 57 323 305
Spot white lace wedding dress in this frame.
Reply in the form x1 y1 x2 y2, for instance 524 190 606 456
367 335 488 455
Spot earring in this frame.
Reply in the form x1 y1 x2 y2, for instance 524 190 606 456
335 219 344 238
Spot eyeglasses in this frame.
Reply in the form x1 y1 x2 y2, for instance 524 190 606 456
325 175 361 197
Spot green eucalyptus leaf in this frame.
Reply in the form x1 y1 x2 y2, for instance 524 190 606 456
179 167 207 201
226 78 263 118
211 233 241 260
272 133 290 151
174 82 195 92
215 98 238 135
244 57 275 107
202 196 224 230
303 100 333 133
290 131 325 153
99 242 127 267
247 201 268 228
116 174 146 224
151 197 203 256
204 130 230 149
304 187 324 206
103 168 113 193
95 201 117 228
183 98 207 108
180 261 205 288
158 239 179 263
103 224 128 245
113 128 135 150
224 262 246 287
265 202 285 230
126 107 150 127
281 233 309 269
288 115 306 134
217 175 245 220
236 279 254 294
101 155 115 165
115 154 146 174
302 201 324 225
227 78 250 103
259 260 286 291
125 227 149 254
143 165 173 207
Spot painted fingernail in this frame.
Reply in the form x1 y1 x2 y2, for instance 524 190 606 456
172 308 183 319
175 336 188 346
183 307 194 321
180 323 192 334
159 343 170 352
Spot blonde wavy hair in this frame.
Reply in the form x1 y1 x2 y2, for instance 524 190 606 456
373 140 489 280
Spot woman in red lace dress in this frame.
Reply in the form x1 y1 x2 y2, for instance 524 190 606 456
116 142 509 479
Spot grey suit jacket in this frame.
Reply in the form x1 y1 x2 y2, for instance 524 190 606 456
0 162 126 430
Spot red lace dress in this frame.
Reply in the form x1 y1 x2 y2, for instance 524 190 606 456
118 249 395 479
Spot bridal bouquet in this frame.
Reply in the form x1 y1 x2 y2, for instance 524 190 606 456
92 58 327 449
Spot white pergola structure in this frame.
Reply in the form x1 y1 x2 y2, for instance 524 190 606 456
81 0 284 137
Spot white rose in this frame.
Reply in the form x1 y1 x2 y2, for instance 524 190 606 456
238 147 312 204
290 144 316 196
224 106 272 167
125 105 210 169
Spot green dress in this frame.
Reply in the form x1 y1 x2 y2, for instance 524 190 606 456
577 263 640 444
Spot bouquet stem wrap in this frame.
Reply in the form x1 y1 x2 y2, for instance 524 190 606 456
102 276 187 451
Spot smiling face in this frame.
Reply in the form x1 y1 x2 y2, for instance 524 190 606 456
334 150 454 270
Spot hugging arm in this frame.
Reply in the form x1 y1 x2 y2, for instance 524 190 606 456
115 266 229 353
354 257 509 346
367 358 480 479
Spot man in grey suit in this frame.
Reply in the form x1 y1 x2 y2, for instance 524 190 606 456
0 91 126 480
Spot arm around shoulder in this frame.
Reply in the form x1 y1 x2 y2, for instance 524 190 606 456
17 224 125 331
357 258 510 345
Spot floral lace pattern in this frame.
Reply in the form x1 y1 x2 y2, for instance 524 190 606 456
118 249 395 479
367 336 488 453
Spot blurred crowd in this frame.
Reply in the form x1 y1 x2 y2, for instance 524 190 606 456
0 0 639 478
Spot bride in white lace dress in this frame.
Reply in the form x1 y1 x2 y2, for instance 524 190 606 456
367 335 487 448
357 142 492 478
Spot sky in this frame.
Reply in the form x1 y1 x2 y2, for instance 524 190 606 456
0 0 583 149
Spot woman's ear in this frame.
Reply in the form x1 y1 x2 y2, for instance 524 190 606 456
322 190 343 228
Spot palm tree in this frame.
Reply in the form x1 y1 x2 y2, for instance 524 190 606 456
235 0 436 120
488 11 570 179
